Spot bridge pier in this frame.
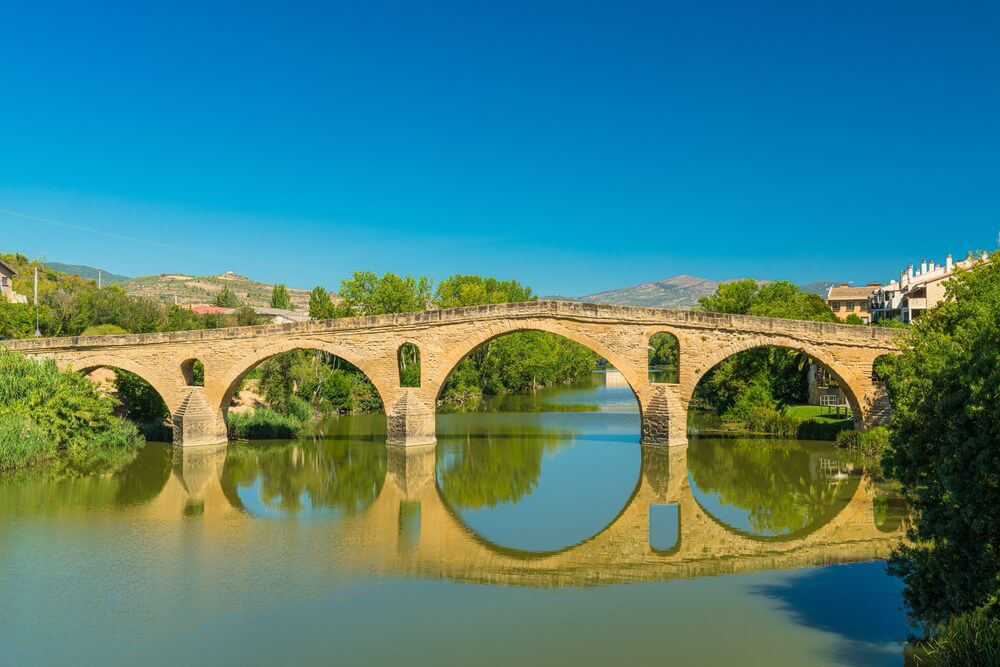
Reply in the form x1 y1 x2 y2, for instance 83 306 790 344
172 388 229 447
386 390 436 447
640 386 688 447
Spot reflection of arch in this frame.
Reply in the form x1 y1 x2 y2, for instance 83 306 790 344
433 464 645 560
67 354 177 412
687 336 865 428
214 339 390 415
688 472 862 543
648 331 680 384
429 321 645 410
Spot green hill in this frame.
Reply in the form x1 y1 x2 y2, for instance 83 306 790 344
43 262 130 286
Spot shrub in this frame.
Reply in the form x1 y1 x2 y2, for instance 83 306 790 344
227 408 303 440
0 414 56 470
916 610 1000 666
836 426 891 458
0 349 144 472
80 324 128 336
740 406 852 441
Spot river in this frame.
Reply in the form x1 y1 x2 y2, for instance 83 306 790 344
0 370 910 666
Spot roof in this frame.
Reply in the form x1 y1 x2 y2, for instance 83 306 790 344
826 285 877 300
0 258 18 276
189 305 236 315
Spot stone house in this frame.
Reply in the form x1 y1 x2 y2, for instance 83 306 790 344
0 259 27 304
825 285 878 323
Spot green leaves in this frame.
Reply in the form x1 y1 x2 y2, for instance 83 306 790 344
882 252 1000 629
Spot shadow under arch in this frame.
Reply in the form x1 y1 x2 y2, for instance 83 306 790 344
687 337 866 429
214 339 391 418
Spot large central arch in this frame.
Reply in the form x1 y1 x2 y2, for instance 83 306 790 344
426 319 649 415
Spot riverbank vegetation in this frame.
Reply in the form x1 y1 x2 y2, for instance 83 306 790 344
878 253 1000 650
0 349 143 473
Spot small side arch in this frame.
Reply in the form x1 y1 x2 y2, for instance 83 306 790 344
65 354 180 413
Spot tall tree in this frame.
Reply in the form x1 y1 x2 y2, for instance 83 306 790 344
308 286 336 319
270 284 292 310
884 254 1000 629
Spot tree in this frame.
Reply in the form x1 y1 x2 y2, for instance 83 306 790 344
235 306 259 326
308 286 336 319
333 272 431 317
212 286 240 308
844 313 865 325
270 284 292 310
435 275 534 309
698 280 759 314
883 253 1000 629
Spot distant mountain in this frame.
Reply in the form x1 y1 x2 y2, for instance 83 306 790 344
799 281 837 296
547 275 732 309
549 275 844 308
43 262 130 286
120 271 314 309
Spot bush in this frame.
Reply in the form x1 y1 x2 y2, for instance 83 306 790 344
916 610 1000 666
0 349 144 472
836 426 891 458
80 324 128 336
741 406 851 440
0 414 57 470
227 408 303 440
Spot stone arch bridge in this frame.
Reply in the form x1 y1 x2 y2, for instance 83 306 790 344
1 301 902 447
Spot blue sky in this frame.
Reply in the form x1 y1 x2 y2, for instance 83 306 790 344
1 1 997 295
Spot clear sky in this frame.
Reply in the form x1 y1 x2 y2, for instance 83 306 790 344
1 1 997 295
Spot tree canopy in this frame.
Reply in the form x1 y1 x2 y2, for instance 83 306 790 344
334 271 431 317
883 253 1000 629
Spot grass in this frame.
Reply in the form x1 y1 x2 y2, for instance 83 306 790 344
227 408 305 440
785 405 855 424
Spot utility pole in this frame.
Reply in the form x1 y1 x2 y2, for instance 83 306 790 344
98 269 102 289
33 267 41 337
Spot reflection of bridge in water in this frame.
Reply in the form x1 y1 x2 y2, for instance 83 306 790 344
139 443 906 588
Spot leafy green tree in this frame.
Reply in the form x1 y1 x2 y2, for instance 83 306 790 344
212 286 240 308
333 271 431 317
308 286 336 319
844 313 865 325
698 279 760 314
435 275 534 309
270 284 292 310
884 254 1000 629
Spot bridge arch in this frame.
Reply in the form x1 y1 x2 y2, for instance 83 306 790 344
683 335 867 429
64 354 180 413
213 338 392 416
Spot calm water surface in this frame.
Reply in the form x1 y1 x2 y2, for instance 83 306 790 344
0 371 910 666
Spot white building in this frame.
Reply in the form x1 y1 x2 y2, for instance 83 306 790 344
870 252 990 324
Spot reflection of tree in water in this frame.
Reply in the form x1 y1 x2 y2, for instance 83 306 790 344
0 443 172 516
436 427 575 509
223 439 386 515
687 439 857 536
